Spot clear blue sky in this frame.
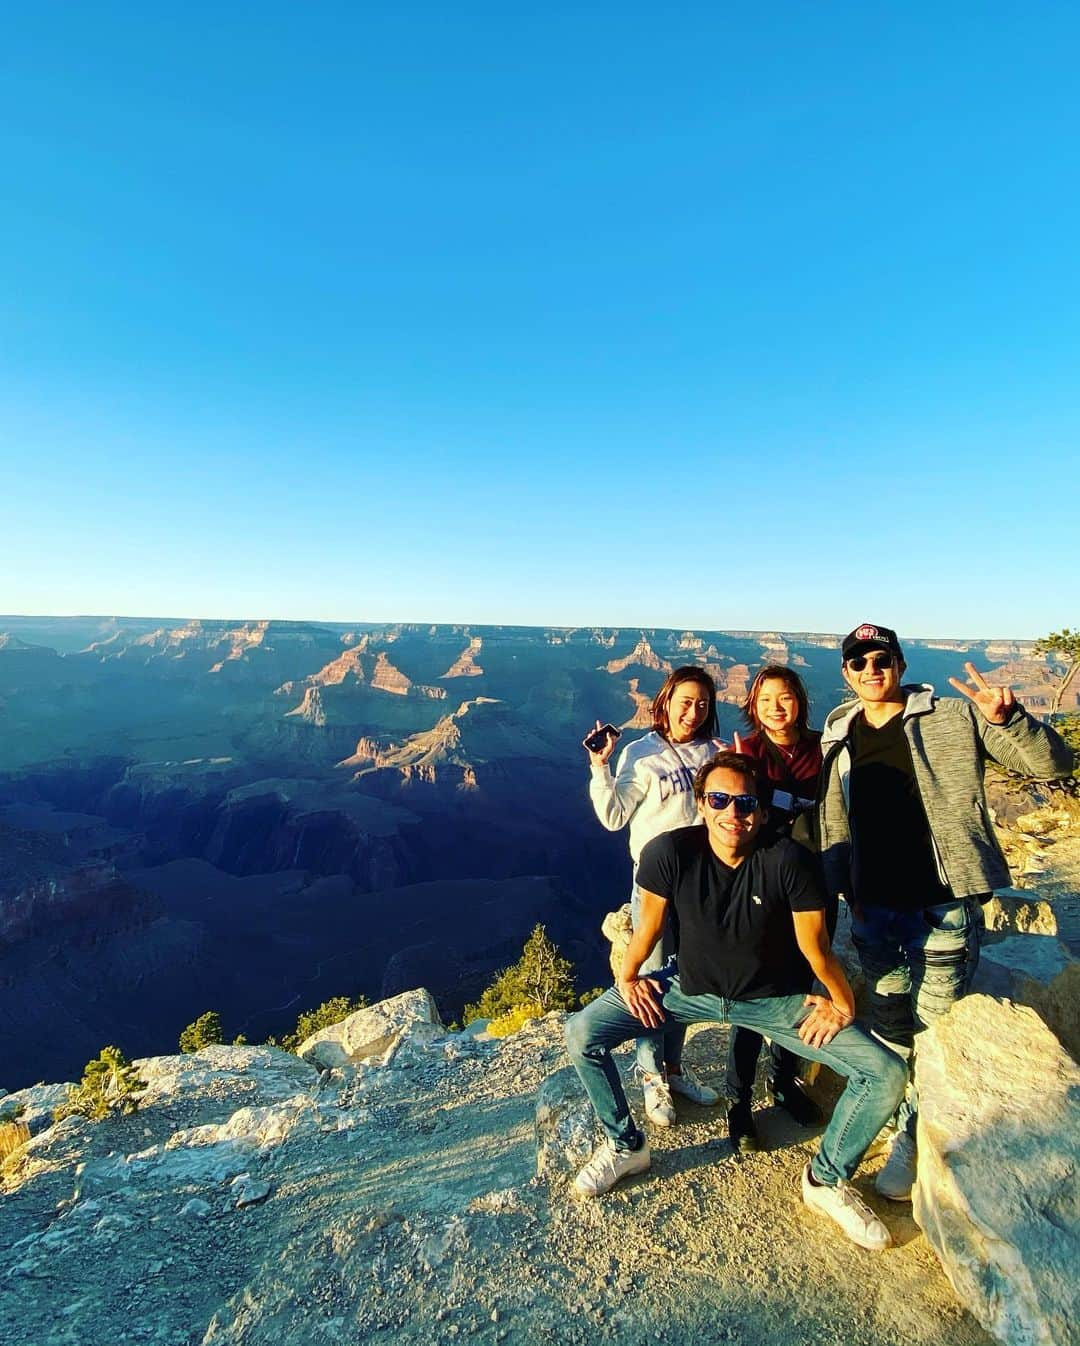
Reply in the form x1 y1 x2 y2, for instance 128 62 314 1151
1 3 1076 638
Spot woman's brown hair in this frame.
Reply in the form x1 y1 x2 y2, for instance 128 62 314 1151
650 665 718 740
741 664 810 735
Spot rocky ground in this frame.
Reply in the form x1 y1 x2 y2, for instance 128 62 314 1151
2 798 1075 1346
2 1020 993 1346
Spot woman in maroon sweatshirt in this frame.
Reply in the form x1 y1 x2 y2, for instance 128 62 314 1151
724 665 824 1151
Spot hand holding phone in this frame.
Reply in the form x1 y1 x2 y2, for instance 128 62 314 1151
582 721 620 760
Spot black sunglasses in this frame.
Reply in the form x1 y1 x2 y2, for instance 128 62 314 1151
703 791 758 815
846 653 895 673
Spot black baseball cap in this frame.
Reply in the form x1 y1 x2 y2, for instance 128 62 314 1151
841 623 904 662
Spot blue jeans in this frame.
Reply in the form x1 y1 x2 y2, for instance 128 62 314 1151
564 967 907 1187
851 897 984 1139
630 880 685 1076
725 1028 801 1102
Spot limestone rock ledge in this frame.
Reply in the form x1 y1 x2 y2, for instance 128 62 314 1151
296 988 444 1070
914 994 1080 1346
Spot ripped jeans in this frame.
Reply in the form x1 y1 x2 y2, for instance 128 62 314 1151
851 896 984 1140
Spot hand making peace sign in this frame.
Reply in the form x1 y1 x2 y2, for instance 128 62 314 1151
947 661 1018 725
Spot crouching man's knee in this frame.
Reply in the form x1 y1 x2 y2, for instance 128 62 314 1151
564 1007 590 1063
876 1045 909 1110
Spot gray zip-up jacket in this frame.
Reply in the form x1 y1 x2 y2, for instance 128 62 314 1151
817 685 1073 903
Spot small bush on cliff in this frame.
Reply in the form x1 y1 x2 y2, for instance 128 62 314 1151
278 995 369 1053
54 1047 147 1122
486 1001 545 1038
0 1119 31 1164
462 924 578 1026
179 1011 225 1053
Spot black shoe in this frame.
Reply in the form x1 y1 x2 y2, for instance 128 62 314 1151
769 1081 823 1128
726 1101 759 1154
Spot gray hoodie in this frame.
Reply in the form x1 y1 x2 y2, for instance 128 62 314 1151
817 685 1073 903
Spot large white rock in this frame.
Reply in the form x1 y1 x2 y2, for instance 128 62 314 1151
983 889 1058 937
296 988 444 1070
0 1081 76 1135
914 994 1080 1346
975 935 1079 1060
135 1045 317 1107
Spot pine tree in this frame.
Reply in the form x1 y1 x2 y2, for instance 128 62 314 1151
463 924 577 1024
178 1011 225 1053
54 1047 147 1121
1034 628 1080 717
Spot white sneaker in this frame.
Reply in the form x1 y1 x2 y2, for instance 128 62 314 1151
668 1064 720 1106
801 1163 892 1251
642 1074 676 1126
573 1140 651 1197
875 1132 916 1202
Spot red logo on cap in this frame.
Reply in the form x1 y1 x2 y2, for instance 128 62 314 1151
855 624 879 640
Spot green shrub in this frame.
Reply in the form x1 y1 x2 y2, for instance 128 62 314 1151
463 924 577 1025
179 1011 225 1053
54 1047 147 1122
486 1001 545 1038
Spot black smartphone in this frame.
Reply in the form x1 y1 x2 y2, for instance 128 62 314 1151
582 723 620 754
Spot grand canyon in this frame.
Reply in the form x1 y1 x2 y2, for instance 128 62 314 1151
0 615 1069 1091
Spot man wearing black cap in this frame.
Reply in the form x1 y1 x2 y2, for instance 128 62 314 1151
818 623 1072 1201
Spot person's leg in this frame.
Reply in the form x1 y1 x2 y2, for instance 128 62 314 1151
564 987 650 1151
766 1040 824 1126
728 996 907 1186
725 1027 763 1103
767 1041 803 1091
728 993 905 1252
722 1026 763 1152
850 905 917 1053
895 895 984 1140
627 877 667 1076
652 903 688 1075
566 975 722 1197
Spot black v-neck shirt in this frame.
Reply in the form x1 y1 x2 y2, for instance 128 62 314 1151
635 826 825 1000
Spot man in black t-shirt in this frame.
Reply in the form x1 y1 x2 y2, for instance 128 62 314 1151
564 752 907 1251
818 622 1072 1203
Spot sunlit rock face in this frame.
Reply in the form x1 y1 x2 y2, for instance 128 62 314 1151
2 983 1068 1346
914 995 1080 1346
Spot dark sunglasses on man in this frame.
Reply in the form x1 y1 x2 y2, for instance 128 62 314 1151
703 791 758 816
845 653 895 673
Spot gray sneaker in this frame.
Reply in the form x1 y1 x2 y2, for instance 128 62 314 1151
573 1140 651 1197
642 1074 676 1126
875 1131 916 1202
668 1064 720 1105
801 1164 891 1251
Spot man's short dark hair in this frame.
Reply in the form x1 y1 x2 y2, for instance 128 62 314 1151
693 751 763 801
